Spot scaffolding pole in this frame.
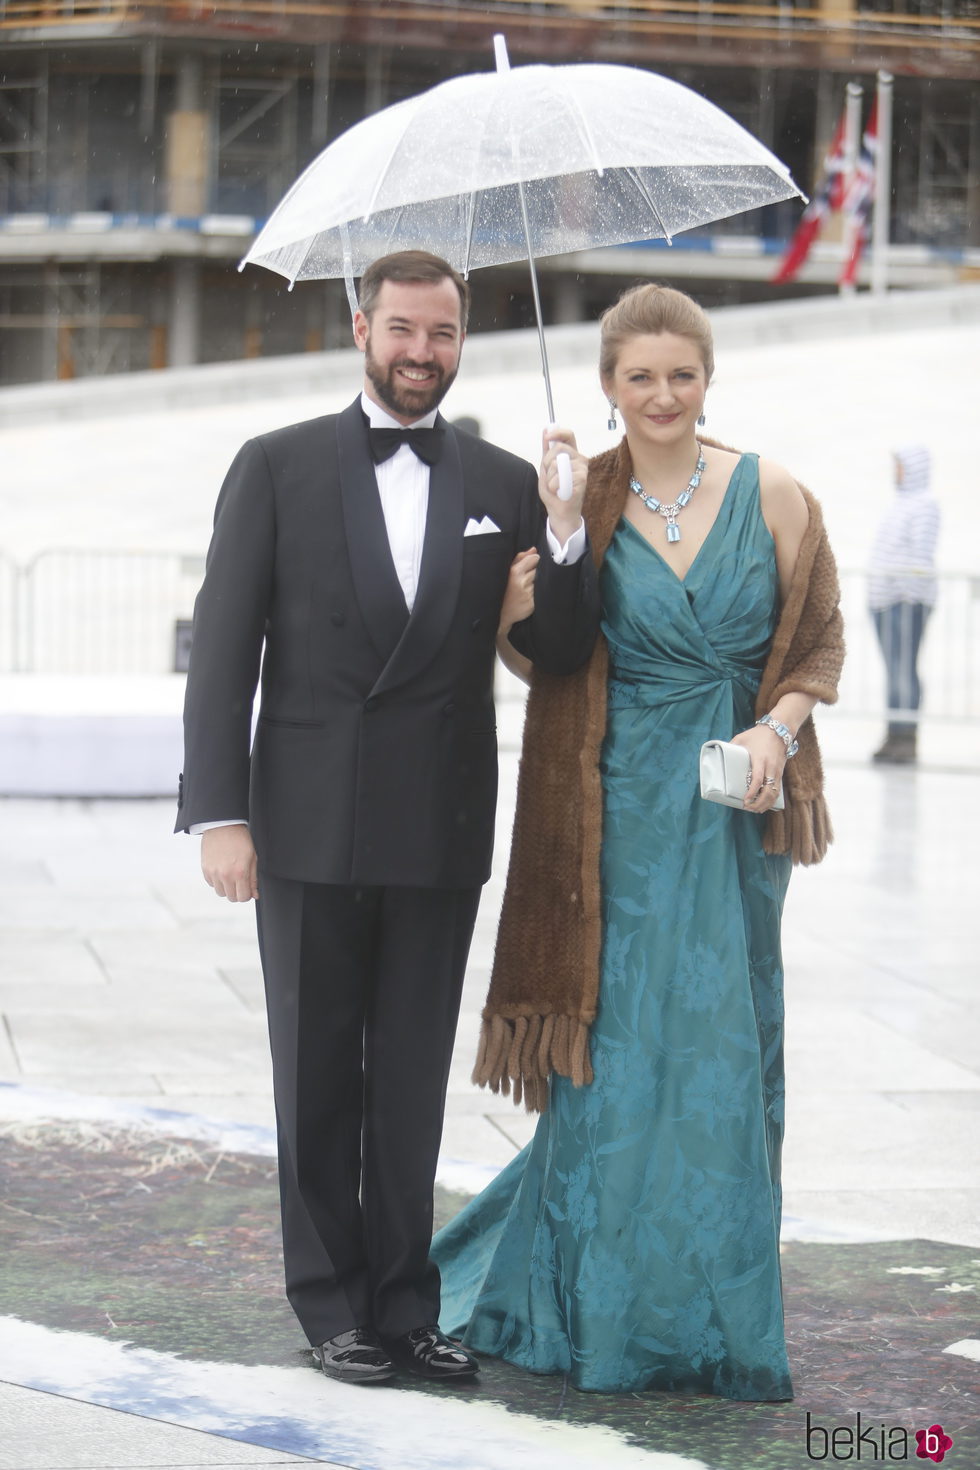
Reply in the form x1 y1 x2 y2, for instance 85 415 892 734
839 81 863 297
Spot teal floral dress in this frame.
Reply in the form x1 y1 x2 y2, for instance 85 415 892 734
432 455 794 1400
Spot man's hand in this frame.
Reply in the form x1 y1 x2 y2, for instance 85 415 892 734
539 427 587 545
201 824 259 902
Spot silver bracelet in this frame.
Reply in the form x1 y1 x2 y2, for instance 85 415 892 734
756 714 799 759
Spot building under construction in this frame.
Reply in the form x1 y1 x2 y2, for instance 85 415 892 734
0 0 977 385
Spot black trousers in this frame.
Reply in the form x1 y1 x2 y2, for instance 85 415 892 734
255 872 481 1347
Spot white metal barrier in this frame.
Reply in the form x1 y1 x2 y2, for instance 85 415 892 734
0 553 16 672
0 553 977 726
836 567 980 724
3 549 205 675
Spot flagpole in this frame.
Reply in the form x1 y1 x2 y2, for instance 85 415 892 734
840 82 863 297
771 102 846 286
871 71 893 296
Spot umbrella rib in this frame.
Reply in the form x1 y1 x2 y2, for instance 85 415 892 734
340 219 359 317
553 74 606 180
626 166 674 246
363 158 399 224
288 232 319 289
462 190 480 279
462 73 503 276
361 116 414 223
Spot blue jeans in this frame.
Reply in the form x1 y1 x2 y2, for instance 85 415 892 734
872 603 930 737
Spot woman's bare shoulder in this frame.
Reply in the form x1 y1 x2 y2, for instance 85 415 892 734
758 456 809 530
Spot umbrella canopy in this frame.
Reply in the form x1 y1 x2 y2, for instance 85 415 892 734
242 56 803 287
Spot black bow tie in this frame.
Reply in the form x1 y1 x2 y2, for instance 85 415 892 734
368 425 444 467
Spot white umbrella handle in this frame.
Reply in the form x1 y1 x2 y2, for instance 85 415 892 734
546 425 573 501
557 455 573 500
551 440 574 502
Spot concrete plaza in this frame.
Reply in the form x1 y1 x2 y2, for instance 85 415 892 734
1 706 978 1467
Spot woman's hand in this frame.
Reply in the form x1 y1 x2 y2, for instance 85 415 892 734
498 547 539 636
730 724 787 812
496 549 537 686
538 427 587 544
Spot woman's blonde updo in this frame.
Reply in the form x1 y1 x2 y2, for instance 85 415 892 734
599 284 714 386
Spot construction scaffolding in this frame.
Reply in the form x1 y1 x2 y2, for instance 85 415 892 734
0 0 977 384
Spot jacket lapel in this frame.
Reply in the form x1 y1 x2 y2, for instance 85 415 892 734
336 398 410 665
370 417 464 698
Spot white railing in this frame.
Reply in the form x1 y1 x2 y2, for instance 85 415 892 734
2 548 204 674
0 551 977 727
0 553 16 672
836 567 980 724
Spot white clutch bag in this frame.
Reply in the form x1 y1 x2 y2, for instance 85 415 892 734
699 740 784 811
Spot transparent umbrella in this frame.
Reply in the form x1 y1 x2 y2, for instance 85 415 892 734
242 36 803 489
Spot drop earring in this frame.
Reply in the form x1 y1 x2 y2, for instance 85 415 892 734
697 411 706 429
607 399 618 432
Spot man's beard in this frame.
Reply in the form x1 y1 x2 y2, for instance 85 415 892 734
364 339 458 419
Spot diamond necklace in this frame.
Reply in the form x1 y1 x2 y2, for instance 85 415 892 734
629 447 706 544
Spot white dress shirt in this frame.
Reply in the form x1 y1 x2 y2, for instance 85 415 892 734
361 391 586 598
192 394 585 834
362 391 435 612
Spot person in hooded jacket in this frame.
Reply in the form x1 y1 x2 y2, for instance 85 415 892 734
867 445 940 764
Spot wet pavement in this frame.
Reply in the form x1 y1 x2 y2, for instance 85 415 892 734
0 704 978 1469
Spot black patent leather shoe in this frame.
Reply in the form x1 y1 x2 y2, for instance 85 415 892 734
384 1325 479 1379
313 1327 395 1384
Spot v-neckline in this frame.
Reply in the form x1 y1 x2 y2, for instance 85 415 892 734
619 453 747 586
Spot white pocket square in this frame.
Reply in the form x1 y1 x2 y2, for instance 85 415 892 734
464 515 502 537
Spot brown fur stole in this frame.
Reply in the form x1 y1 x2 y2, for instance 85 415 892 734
473 438 845 1112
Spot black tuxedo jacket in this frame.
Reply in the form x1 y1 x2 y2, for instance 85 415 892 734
176 398 599 887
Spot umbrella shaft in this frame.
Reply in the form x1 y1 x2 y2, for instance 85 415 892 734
516 176 556 424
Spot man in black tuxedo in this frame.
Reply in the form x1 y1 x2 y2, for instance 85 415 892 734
176 250 597 1385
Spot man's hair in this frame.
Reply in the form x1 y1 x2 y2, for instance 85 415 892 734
358 251 470 331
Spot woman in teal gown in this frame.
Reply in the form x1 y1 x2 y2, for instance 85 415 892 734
431 285 840 1400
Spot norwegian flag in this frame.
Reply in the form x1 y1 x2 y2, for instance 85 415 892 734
838 99 879 287
771 107 848 285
